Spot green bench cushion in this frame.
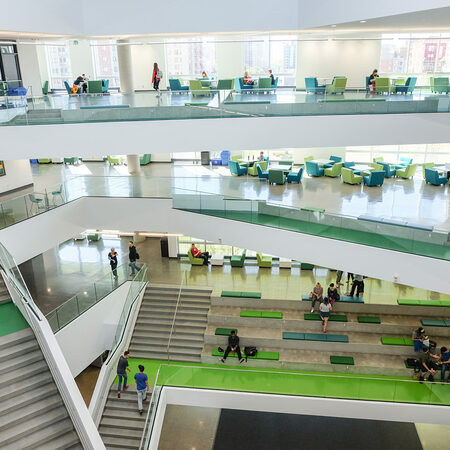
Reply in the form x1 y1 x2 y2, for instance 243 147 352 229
221 291 241 297
330 356 355 365
185 102 209 106
283 332 305 340
215 328 238 336
300 263 314 270
381 337 414 346
340 296 364 303
421 319 447 327
304 333 349 342
240 310 282 319
241 292 262 299
221 291 261 298
304 313 347 322
397 299 450 307
212 348 279 360
304 333 327 341
358 316 381 324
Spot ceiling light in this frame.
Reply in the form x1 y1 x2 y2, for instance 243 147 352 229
360 20 367 23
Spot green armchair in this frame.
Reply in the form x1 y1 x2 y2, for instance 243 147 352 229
324 162 342 177
140 154 151 165
375 78 394 94
256 252 272 268
217 79 234 90
87 80 103 94
188 249 204 266
230 250 246 267
268 169 286 185
248 161 267 176
107 155 124 165
342 167 363 185
189 80 211 96
373 157 384 163
396 164 418 179
87 233 101 242
64 157 79 164
326 77 347 94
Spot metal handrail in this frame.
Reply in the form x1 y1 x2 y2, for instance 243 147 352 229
166 272 185 363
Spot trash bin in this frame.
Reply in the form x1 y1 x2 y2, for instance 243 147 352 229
201 151 210 165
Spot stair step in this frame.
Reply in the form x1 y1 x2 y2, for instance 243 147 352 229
140 304 210 312
131 337 204 349
138 311 208 320
134 323 206 333
129 343 201 355
0 339 38 363
136 317 207 326
0 328 34 352
130 350 201 363
39 430 81 450
102 435 141 449
101 416 145 431
0 393 62 430
99 424 142 440
146 286 212 294
0 349 43 376
0 406 69 446
0 381 58 417
0 359 48 389
103 402 149 414
0 371 49 403
132 332 204 342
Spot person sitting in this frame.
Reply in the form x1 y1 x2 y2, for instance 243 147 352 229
243 71 254 85
412 327 426 352
202 71 208 78
327 283 340 306
319 298 332 333
309 282 323 313
190 243 209 265
368 69 379 92
418 345 439 382
221 330 244 363
268 69 275 85
258 151 265 162
438 347 450 382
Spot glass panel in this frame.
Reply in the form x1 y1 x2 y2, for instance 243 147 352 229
91 40 120 88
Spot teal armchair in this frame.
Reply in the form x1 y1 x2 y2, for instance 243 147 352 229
257 163 269 180
422 162 434 179
378 161 396 178
268 169 286 185
256 253 272 268
87 233 101 242
287 166 304 183
140 154 151 165
230 250 246 267
188 249 204 265
363 170 385 187
425 168 448 186
229 160 247 176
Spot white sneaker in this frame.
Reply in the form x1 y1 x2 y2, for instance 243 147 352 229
310 308 314 313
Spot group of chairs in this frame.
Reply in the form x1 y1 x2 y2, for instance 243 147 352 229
305 77 347 94
64 80 109 95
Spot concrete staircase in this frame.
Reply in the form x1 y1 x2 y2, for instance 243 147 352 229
0 328 82 449
11 109 63 125
0 279 10 305
99 386 151 450
129 285 212 363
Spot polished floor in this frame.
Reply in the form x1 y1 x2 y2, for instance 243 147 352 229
10 160 449 230
23 236 450 316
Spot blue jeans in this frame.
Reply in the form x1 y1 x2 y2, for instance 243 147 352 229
441 363 449 381
137 388 147 411
414 341 423 352
129 261 139 275
118 373 127 391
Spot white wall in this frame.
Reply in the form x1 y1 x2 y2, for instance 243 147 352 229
69 40 94 81
0 160 33 194
0 197 448 294
55 282 131 377
2 113 450 160
17 42 43 96
297 40 381 89
216 35 244 80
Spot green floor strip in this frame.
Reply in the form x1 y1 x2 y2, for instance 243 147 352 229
178 209 450 261
0 302 29 337
113 359 450 405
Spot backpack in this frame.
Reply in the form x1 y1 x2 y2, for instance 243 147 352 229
244 346 257 361
136 252 140 260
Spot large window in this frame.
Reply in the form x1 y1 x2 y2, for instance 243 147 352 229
379 34 450 84
46 44 72 90
165 37 216 81
243 35 297 86
91 40 120 88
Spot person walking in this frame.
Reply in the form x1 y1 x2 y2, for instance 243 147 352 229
152 63 163 97
350 274 364 297
134 364 149 415
117 350 131 398
309 282 323 313
129 241 139 276
319 298 332 333
108 247 118 278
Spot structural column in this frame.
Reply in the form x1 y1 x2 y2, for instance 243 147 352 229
117 40 135 94
127 155 141 174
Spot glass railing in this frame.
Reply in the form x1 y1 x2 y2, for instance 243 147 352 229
46 262 138 333
172 189 450 261
139 363 450 447
1 85 450 127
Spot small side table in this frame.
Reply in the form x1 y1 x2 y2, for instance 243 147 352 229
279 258 292 269
210 254 224 266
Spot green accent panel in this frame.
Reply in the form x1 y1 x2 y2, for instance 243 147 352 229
304 313 347 322
0 302 29 337
221 291 241 297
304 333 327 341
328 334 349 343
240 310 262 318
381 337 414 346
283 332 305 340
358 316 381 324
261 311 282 319
398 299 450 307
330 356 354 365
241 292 262 299
301 206 325 213
421 319 447 327
215 328 237 336
212 348 279 360
113 359 450 405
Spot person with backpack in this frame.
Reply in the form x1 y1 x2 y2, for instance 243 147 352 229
134 365 149 415
129 241 140 276
152 62 163 97
221 330 244 363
